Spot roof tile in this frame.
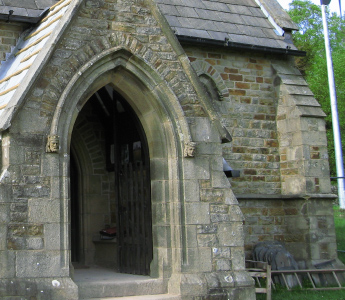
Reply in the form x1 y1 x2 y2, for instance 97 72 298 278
181 0 206 9
207 30 229 41
214 22 239 34
188 18 219 31
175 27 212 39
175 6 199 18
201 1 230 12
3 0 38 9
158 4 180 16
194 8 219 20
165 15 182 27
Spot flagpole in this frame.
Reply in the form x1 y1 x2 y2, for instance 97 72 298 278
321 1 345 208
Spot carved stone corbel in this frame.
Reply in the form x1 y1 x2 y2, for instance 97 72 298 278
46 135 59 153
184 141 196 158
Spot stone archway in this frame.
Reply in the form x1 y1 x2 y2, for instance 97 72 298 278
70 84 153 276
49 47 192 287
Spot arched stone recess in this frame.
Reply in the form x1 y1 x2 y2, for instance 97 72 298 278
45 34 201 281
190 60 233 144
190 60 229 101
50 32 193 147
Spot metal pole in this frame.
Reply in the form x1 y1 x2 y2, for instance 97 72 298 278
321 4 345 208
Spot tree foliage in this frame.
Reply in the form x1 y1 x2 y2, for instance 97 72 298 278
287 0 345 177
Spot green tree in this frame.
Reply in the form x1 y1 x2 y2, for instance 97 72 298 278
287 0 345 177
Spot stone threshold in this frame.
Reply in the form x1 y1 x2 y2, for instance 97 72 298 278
73 266 168 299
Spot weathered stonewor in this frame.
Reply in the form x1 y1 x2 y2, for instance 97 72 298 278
0 0 340 299
0 0 254 299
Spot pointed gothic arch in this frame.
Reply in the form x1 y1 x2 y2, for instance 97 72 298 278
48 46 194 279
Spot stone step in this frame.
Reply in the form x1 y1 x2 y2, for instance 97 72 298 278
78 278 167 299
74 267 168 299
84 294 181 300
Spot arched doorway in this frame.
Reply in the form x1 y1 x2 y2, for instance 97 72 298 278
70 84 152 275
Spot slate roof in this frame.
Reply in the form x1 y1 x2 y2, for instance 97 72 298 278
155 0 299 53
0 0 302 128
0 0 74 122
0 0 58 23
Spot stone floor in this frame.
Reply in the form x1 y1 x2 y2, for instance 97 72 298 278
73 266 179 299
73 266 151 284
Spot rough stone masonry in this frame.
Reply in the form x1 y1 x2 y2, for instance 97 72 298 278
0 0 340 299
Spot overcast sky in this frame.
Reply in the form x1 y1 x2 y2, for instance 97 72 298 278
276 0 342 14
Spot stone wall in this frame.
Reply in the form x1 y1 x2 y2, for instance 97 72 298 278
0 0 255 298
187 46 281 195
187 46 337 267
239 196 337 266
0 22 28 62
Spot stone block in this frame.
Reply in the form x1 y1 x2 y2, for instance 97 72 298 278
28 199 60 223
150 158 169 180
210 213 230 223
41 155 61 177
197 233 218 247
190 117 219 143
212 246 231 259
10 211 27 223
0 184 12 203
0 225 6 250
26 237 44 250
152 225 171 248
183 180 200 202
187 247 212 272
212 171 231 189
0 277 78 300
16 109 48 134
0 204 9 224
197 224 218 234
230 247 245 271
224 190 239 206
301 127 327 143
215 258 232 271
282 177 306 195
43 223 62 251
185 202 210 225
201 189 224 203
179 273 207 296
152 202 168 225
182 157 210 180
21 165 40 176
16 251 64 278
0 250 15 278
151 180 170 203
185 225 198 248
197 142 222 156
285 216 309 231
218 223 244 247
8 144 25 165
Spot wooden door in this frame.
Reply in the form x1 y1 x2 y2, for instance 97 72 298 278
114 96 153 275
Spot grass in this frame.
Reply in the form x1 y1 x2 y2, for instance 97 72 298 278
256 288 345 299
256 206 345 300
334 206 345 265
